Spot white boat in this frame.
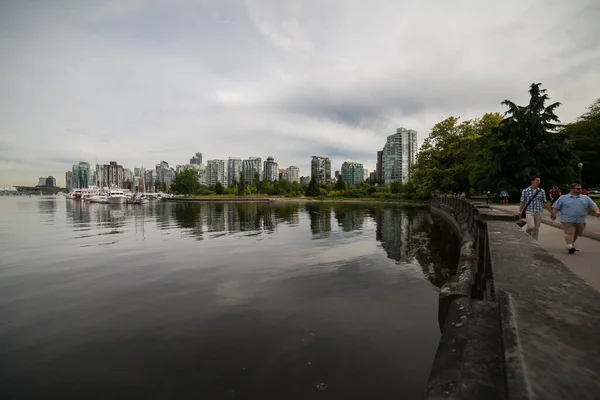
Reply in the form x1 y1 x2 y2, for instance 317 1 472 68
88 193 109 204
107 189 126 204
126 193 149 204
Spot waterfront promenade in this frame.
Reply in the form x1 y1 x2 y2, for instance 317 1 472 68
491 205 600 291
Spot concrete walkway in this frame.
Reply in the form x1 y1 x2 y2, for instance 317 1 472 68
491 205 600 291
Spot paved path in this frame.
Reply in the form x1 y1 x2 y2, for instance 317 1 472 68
490 204 600 237
491 205 600 291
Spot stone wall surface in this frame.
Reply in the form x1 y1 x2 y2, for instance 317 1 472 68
426 196 600 400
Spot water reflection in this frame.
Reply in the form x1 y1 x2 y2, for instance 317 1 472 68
305 204 332 237
37 197 56 215
0 197 461 399
333 204 365 232
62 202 458 289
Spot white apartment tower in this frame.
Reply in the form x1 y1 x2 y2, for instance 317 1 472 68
285 166 300 183
382 127 417 184
311 156 331 184
263 157 279 183
228 157 242 185
206 160 228 186
242 157 262 183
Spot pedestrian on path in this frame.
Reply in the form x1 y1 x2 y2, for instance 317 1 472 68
519 176 551 240
549 186 561 206
550 183 600 254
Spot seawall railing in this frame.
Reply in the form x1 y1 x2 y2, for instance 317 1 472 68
426 195 600 399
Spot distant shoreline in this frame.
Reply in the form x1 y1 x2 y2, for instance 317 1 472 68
164 197 426 206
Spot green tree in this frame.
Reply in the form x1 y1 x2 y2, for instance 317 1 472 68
562 98 600 187
335 174 347 191
305 175 320 196
254 172 261 188
238 172 247 196
171 170 200 195
485 83 576 191
215 181 225 195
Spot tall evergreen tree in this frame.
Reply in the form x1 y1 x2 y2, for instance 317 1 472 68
335 174 347 191
485 83 575 191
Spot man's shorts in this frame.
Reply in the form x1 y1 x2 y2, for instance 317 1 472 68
561 222 586 236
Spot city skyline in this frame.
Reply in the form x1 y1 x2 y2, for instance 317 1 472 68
1 1 598 186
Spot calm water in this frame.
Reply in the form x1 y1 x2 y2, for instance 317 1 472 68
0 197 458 400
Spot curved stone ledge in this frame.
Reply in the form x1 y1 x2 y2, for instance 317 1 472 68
426 196 600 399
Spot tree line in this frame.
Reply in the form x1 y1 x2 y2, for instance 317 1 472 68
170 83 599 201
411 83 600 199
170 169 426 200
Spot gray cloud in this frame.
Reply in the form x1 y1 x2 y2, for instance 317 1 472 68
0 0 599 185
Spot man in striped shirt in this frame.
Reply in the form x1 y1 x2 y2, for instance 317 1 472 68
519 176 551 240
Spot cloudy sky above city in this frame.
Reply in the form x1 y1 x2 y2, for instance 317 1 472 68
1 0 598 186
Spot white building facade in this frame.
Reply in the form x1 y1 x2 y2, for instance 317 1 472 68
341 161 364 186
242 157 262 183
263 157 279 183
382 127 418 184
285 166 300 183
206 160 228 186
228 157 242 186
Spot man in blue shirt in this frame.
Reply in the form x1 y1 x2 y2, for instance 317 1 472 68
550 183 600 254
519 176 551 240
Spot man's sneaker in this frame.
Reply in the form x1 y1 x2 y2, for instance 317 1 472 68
568 247 576 254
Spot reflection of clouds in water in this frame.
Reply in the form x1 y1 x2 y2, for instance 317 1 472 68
309 240 378 265
213 279 251 307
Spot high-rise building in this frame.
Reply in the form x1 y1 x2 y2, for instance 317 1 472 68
242 157 262 183
228 157 242 186
279 168 286 181
381 127 417 184
156 161 175 189
285 166 300 183
190 152 203 165
311 156 331 184
144 169 155 192
375 150 383 182
65 171 73 189
206 160 228 186
341 162 364 185
46 176 56 187
107 161 124 187
134 167 141 177
72 161 90 189
37 177 46 186
300 176 311 185
263 157 279 183
124 168 134 183
334 171 340 180
95 161 124 187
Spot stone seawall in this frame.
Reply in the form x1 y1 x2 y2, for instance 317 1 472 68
426 196 600 399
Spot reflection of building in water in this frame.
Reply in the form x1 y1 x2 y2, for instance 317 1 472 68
206 203 227 232
306 205 332 236
262 208 276 231
333 206 364 232
65 200 92 227
375 208 412 262
38 198 57 215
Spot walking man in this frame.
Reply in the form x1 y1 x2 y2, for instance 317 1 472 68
550 183 600 254
519 176 551 240
549 186 561 206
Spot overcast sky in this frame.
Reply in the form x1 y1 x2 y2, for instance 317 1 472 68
1 0 598 186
